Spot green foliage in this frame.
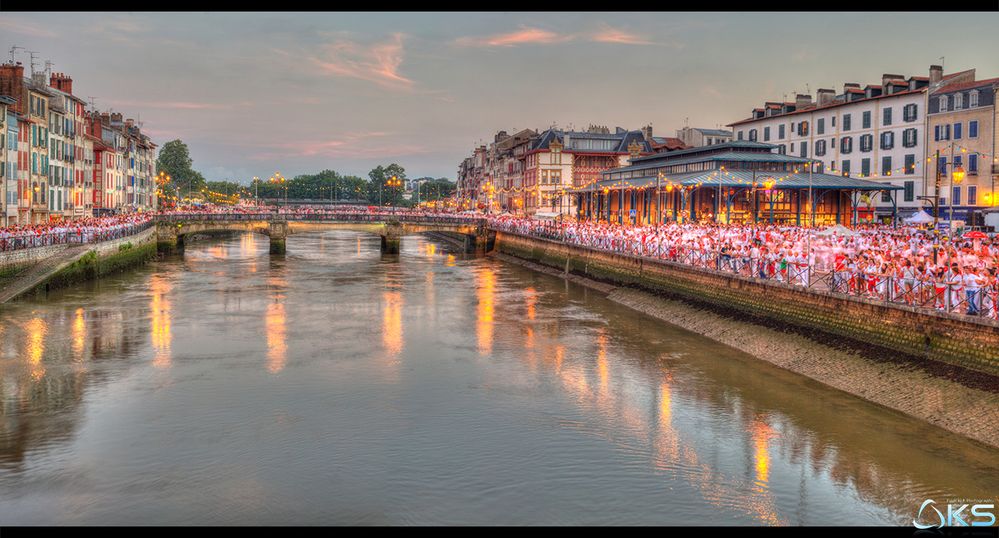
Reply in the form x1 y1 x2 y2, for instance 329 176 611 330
119 242 133 252
156 139 207 199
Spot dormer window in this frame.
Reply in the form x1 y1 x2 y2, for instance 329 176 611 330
939 95 948 111
954 93 963 109
970 90 980 107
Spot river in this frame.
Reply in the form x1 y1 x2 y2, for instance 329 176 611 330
0 230 996 525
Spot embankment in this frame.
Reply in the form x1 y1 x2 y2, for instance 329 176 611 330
0 227 157 304
492 231 999 449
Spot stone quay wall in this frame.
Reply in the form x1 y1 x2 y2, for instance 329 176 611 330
494 230 999 376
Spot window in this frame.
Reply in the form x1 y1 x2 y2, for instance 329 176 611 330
737 131 743 141
777 144 786 155
903 128 917 148
763 126 770 141
832 137 836 148
969 154 978 174
970 90 979 108
800 143 807 158
954 93 963 109
953 186 961 205
861 158 871 176
860 134 873 152
903 103 918 122
815 139 826 156
748 129 758 142
817 118 825 135
798 121 809 136
939 156 947 174
832 116 836 127
904 181 914 202
968 185 977 205
882 156 892 176
880 131 894 150
778 124 785 139
939 95 948 111
944 124 950 140
883 107 892 126
969 120 979 138
954 122 962 140
881 191 892 203
862 111 871 129
840 136 852 154
843 114 851 131
902 154 915 175
841 160 850 176
791 142 795 152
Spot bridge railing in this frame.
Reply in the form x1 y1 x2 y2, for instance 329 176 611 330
155 212 487 227
0 220 155 253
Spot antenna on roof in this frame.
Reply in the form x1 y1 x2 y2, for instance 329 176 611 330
26 50 39 75
9 45 24 64
805 83 810 95
87 96 97 110
939 56 945 71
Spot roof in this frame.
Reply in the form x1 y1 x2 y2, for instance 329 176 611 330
582 170 902 192
607 150 814 176
694 128 733 136
628 140 776 163
934 77 999 94
0 95 16 106
650 137 689 151
728 87 925 127
529 127 652 154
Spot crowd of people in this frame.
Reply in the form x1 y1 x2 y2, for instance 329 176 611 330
5 205 997 319
490 215 999 319
0 214 154 252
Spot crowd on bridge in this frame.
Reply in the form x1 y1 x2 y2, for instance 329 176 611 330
0 214 154 252
489 215 999 319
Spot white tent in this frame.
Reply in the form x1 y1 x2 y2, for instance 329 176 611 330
904 209 934 224
816 224 857 237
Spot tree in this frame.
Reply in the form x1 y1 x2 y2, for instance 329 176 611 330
156 139 206 199
367 164 407 206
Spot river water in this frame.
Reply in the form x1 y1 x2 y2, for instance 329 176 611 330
0 231 996 525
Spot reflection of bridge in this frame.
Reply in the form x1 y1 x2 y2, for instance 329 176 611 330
154 213 494 254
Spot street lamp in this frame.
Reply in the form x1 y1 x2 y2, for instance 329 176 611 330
270 172 286 207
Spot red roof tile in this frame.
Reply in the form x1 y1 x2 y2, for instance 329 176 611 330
728 88 925 127
935 77 999 94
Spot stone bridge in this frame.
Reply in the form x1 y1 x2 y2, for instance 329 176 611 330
154 213 494 254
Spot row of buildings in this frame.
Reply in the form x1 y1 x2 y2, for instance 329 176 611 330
457 64 999 226
0 61 158 225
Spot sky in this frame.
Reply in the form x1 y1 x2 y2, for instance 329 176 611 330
3 12 998 183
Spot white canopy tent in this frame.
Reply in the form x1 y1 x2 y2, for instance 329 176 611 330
904 209 934 224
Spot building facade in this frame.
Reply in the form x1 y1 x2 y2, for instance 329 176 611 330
727 65 977 222
676 127 733 147
926 76 999 225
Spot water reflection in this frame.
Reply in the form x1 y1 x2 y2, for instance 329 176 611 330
476 267 495 356
0 233 996 525
150 275 172 368
266 269 288 374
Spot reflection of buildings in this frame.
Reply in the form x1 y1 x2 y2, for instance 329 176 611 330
0 301 138 468
502 281 994 524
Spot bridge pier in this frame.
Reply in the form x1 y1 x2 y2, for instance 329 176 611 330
269 221 288 255
380 222 403 254
156 223 184 254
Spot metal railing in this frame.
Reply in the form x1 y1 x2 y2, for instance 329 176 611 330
155 212 487 227
0 220 155 253
494 222 999 321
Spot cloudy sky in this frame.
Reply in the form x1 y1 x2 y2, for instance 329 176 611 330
3 12 998 182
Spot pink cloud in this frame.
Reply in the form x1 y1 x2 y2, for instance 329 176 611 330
591 27 656 46
455 27 572 47
109 100 231 110
309 33 413 90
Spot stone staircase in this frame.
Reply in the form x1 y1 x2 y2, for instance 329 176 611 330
0 244 93 304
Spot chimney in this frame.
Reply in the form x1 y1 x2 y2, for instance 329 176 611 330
881 73 904 87
795 93 813 109
816 88 835 106
111 112 123 124
641 124 653 142
0 63 26 114
929 65 943 85
843 83 860 94
49 72 73 95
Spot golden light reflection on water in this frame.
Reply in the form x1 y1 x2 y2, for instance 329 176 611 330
25 317 47 380
752 417 775 486
243 233 259 273
446 254 455 267
383 291 403 357
476 268 495 356
150 275 172 368
72 308 86 361
525 287 536 320
596 329 609 395
425 242 436 257
266 273 288 374
266 301 287 373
